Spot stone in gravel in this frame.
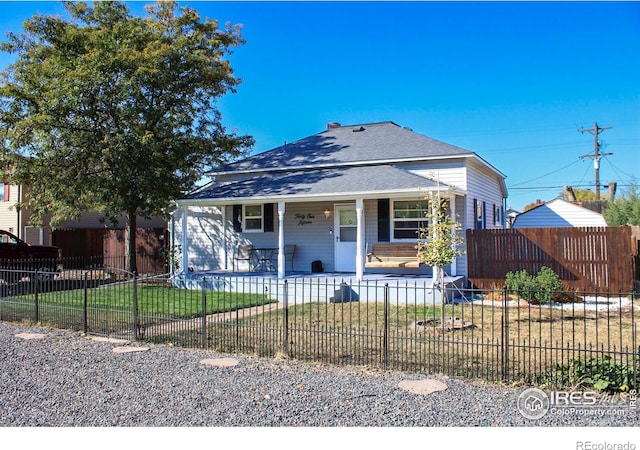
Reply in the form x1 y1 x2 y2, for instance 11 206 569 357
15 333 46 340
88 336 130 344
398 379 448 395
112 346 150 353
200 358 239 367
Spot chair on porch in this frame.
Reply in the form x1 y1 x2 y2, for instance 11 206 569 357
285 244 296 271
233 244 254 272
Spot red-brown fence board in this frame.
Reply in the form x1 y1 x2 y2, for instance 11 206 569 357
52 227 168 274
466 226 640 292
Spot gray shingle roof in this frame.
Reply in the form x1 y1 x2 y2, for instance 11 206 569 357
216 121 473 174
185 165 450 202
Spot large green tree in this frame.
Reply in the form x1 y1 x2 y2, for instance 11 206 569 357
0 1 253 273
603 181 640 226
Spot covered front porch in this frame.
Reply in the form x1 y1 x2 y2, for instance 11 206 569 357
172 196 466 282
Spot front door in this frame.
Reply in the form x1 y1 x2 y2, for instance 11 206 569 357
334 204 357 272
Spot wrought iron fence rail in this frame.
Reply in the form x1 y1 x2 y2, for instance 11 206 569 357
1 268 637 390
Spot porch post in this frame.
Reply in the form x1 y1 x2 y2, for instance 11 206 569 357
277 202 286 279
449 195 457 276
355 198 364 281
221 205 228 270
430 198 439 288
181 206 189 276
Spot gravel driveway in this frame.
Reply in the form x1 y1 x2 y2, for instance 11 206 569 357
0 321 637 428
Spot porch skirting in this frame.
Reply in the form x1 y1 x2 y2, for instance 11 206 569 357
171 271 465 305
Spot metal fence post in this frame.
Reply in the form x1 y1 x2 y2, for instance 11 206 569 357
132 272 139 340
34 270 39 324
283 280 289 356
502 284 509 382
383 283 389 370
201 277 207 349
83 271 88 334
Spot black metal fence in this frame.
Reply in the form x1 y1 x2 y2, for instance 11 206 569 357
1 267 637 391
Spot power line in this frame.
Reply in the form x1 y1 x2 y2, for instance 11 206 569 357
508 158 581 187
509 183 634 191
603 157 637 180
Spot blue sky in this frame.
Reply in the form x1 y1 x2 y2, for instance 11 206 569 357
1 1 639 212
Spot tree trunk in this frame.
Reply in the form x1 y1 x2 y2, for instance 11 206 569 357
125 212 138 274
440 266 446 332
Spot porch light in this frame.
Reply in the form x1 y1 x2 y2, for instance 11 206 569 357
324 208 332 219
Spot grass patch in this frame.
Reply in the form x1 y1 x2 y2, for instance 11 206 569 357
2 282 278 320
194 299 637 387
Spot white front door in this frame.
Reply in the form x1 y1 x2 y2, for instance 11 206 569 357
334 204 357 272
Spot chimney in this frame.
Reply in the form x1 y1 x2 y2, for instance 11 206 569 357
327 122 341 129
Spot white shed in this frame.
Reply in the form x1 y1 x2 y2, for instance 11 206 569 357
512 198 607 228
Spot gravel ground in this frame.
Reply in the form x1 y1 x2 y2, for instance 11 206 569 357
0 321 638 430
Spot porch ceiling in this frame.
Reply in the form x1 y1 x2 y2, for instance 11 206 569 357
182 165 460 204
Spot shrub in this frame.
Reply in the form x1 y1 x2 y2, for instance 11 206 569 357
505 266 563 304
538 356 636 392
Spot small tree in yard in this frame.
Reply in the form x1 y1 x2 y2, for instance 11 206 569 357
416 188 465 330
603 181 640 226
0 1 254 273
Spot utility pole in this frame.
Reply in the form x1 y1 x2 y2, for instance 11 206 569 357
578 122 612 200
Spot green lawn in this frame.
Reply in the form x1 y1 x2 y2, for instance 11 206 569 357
5 282 278 320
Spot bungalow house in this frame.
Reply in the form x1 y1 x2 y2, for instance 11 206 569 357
511 198 608 228
173 121 508 283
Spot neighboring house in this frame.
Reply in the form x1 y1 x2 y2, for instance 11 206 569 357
173 121 508 281
0 181 47 245
511 198 607 228
505 206 520 229
0 179 167 264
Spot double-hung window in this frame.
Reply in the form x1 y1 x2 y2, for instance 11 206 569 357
243 204 263 232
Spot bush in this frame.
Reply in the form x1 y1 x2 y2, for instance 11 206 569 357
538 356 636 392
505 266 563 304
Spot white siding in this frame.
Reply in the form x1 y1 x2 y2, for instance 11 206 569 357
465 160 506 231
0 183 18 235
179 202 338 273
403 160 468 192
513 199 607 228
176 206 225 271
282 202 335 272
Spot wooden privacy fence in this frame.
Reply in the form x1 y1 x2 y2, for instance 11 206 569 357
52 227 168 274
466 226 640 292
